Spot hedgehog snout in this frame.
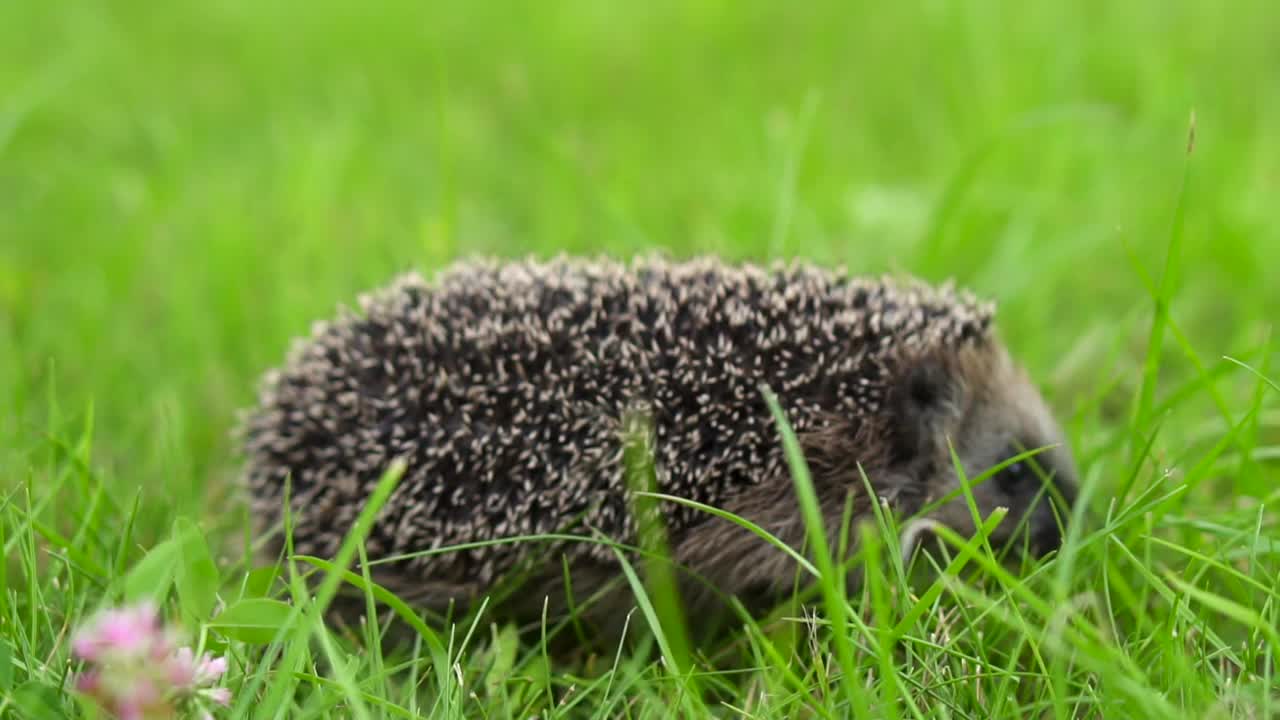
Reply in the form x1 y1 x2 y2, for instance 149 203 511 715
907 410 1079 558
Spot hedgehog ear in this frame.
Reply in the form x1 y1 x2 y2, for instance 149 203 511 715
890 354 963 462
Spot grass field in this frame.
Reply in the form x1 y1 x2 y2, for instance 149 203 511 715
3 0 1280 717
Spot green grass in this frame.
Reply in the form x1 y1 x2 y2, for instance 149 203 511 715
3 0 1280 717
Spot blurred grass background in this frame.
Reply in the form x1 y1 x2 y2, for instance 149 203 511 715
2 0 1278 546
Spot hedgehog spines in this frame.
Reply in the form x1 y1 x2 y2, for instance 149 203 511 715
240 255 999 594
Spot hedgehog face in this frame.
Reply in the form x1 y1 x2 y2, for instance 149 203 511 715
895 342 1078 559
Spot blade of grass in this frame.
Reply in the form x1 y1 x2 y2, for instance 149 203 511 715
1126 112 1196 476
620 407 694 683
231 460 406 718
762 386 868 720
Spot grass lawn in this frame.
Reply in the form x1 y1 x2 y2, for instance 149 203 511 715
3 0 1279 717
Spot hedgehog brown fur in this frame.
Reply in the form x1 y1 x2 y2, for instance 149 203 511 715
239 255 1078 643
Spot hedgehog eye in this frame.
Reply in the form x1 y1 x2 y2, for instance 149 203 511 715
995 454 1030 494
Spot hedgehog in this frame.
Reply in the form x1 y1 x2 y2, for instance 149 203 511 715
239 255 1078 643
